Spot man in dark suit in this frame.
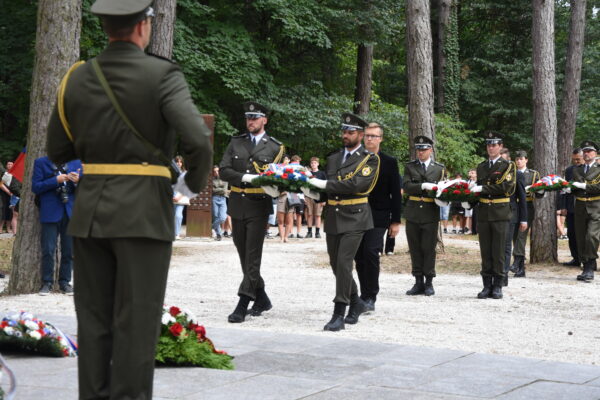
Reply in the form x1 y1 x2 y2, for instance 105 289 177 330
571 140 600 282
32 156 82 295
403 136 446 296
219 101 285 323
305 113 380 331
354 122 401 311
472 132 516 299
561 148 584 267
46 1 213 398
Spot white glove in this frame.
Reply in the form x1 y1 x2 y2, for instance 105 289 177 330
572 182 587 190
561 187 571 194
434 199 449 208
524 185 531 192
461 201 472 210
173 172 198 200
242 174 259 184
308 178 327 190
301 186 321 200
470 185 483 193
537 190 545 195
261 185 280 198
421 182 436 191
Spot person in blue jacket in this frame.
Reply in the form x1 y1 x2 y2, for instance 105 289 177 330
32 156 82 295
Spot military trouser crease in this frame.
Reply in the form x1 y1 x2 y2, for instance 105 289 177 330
232 215 268 299
326 231 364 304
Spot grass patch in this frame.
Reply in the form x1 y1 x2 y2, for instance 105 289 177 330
0 237 13 274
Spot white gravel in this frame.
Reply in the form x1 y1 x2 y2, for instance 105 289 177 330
1 227 599 365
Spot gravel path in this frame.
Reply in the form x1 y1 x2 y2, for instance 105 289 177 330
1 227 599 366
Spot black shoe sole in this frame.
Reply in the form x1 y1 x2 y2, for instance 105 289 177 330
249 303 272 316
324 324 345 331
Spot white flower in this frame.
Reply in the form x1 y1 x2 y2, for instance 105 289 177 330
161 313 175 325
28 330 42 340
20 312 34 320
24 320 39 331
3 327 15 336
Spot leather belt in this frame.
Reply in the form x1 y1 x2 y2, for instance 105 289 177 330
327 197 368 206
479 198 510 204
84 163 170 179
526 197 534 202
408 196 434 203
576 196 600 202
230 186 265 194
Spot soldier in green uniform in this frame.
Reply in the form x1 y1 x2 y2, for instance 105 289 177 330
403 136 446 296
219 101 285 323
471 132 516 299
46 1 213 398
305 113 380 331
571 140 600 282
510 151 541 277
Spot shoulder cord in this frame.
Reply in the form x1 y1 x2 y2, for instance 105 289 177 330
357 154 381 196
252 144 285 173
57 61 86 142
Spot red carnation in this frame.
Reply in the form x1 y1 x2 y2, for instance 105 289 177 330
266 171 274 176
282 173 288 179
285 168 293 173
37 328 45 337
464 189 471 194
195 325 206 339
432 186 438 191
453 190 461 195
169 322 184 337
561 181 568 186
0 321 7 328
169 306 181 317
442 189 448 193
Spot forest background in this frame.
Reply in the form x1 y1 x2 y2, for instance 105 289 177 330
2 0 600 175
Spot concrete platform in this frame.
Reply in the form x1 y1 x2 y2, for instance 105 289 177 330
3 315 600 399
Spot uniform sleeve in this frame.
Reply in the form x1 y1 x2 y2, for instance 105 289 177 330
47 105 78 165
403 164 424 195
160 66 213 193
585 175 600 195
481 162 516 196
219 141 243 186
326 154 380 195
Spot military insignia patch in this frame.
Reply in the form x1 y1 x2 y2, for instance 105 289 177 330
346 116 351 123
506 174 512 181
249 104 255 111
362 166 372 176
419 138 424 143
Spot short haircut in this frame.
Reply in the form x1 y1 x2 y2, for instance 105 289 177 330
213 165 219 169
291 155 301 162
500 148 510 155
310 157 319 163
573 148 583 155
366 122 384 136
101 13 144 39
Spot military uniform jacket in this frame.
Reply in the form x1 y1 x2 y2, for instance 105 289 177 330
509 176 527 224
47 41 213 242
476 158 517 222
322 146 380 234
561 165 577 213
403 159 445 224
571 162 600 216
219 132 284 219
519 168 540 218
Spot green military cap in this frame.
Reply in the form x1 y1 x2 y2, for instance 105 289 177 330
414 135 434 149
484 131 504 145
514 150 528 159
341 113 368 131
580 140 599 152
243 101 270 119
91 0 153 16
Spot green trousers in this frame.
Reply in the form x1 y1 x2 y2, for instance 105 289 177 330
513 206 534 257
231 214 268 299
478 220 508 278
405 220 438 277
326 231 364 304
73 237 172 400
575 209 600 263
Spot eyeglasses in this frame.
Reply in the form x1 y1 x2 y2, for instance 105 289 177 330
365 135 382 140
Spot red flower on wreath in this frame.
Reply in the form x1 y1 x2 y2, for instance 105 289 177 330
169 306 181 317
432 186 438 191
442 189 448 193
285 168 293 173
282 173 288 179
453 190 460 195
464 189 471 194
561 181 568 186
169 322 184 337
0 321 7 328
265 171 274 176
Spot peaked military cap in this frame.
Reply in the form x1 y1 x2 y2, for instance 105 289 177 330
580 140 599 152
414 135 434 150
243 101 269 119
514 150 528 159
340 113 368 131
91 0 153 16
484 131 504 145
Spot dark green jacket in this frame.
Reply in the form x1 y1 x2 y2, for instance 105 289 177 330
520 168 540 219
476 158 517 222
47 41 213 242
572 162 600 216
403 159 445 224
322 146 380 234
219 133 284 219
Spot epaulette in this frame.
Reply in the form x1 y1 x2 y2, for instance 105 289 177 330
232 134 248 139
327 148 343 157
147 53 177 64
269 136 282 145
433 161 445 167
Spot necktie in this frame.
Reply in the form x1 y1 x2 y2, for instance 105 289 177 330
489 160 493 169
585 164 589 174
251 137 256 148
344 152 351 163
421 162 426 173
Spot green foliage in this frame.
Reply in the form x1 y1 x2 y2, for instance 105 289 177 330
155 333 234 370
434 114 483 176
442 2 460 119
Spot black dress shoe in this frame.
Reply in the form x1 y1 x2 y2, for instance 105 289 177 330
363 298 375 312
562 259 581 267
424 276 435 296
406 276 425 295
477 276 493 299
249 288 272 316
324 314 345 331
228 295 251 323
491 284 503 299
502 275 508 287
344 297 367 324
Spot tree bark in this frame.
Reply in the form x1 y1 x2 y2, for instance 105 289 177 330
148 0 177 59
407 0 436 159
353 44 374 116
8 0 81 294
531 0 558 264
434 0 450 113
557 0 586 174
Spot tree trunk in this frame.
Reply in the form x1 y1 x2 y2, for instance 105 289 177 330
530 0 558 264
353 44 374 116
148 0 177 59
8 0 81 294
434 0 450 113
407 0 436 159
557 0 586 174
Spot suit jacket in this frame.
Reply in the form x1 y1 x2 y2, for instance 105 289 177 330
510 173 527 224
562 165 576 213
368 151 402 228
220 132 284 219
403 159 446 224
476 158 517 222
32 157 82 223
322 146 380 234
47 41 213 241
572 162 600 217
